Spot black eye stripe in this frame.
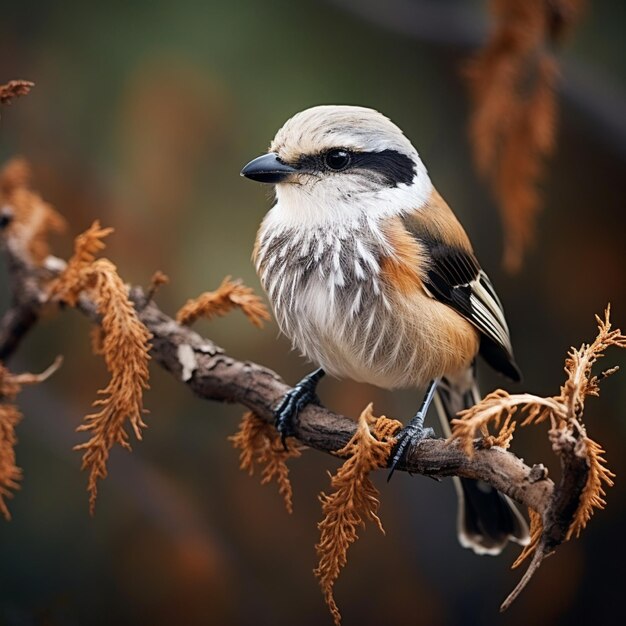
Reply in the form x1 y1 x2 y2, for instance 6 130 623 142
350 150 416 186
294 149 415 187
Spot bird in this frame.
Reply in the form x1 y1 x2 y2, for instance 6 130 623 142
241 104 529 555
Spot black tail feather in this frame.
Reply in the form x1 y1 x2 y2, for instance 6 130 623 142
457 478 529 555
434 372 530 555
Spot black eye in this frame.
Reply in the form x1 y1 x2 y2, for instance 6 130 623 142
324 149 351 171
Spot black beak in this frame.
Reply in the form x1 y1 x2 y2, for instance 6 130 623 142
240 153 297 184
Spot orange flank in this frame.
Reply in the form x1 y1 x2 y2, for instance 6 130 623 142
380 216 425 295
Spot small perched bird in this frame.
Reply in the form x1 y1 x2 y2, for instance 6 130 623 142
241 105 529 555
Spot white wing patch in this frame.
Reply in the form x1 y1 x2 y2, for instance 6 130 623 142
469 271 513 355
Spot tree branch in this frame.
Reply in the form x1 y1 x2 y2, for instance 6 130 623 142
133 288 556 506
65 281 555 515
0 214 610 611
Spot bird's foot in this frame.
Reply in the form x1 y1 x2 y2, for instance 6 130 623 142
274 368 325 447
388 417 435 481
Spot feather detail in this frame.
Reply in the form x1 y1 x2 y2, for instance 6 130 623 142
255 212 479 390
400 202 521 382
404 189 474 252
379 217 426 295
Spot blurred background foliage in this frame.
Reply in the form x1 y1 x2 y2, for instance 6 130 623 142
0 1 625 625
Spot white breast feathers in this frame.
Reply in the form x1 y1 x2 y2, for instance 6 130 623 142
255 213 478 389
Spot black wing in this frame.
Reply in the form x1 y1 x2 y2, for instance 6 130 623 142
406 232 521 382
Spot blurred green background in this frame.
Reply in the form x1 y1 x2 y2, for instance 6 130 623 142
1 1 625 625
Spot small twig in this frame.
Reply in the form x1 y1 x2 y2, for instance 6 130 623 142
501 544 547 611
10 355 63 386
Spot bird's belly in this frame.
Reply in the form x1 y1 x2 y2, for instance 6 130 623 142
277 280 479 390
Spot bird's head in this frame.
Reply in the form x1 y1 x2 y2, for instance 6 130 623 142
241 105 432 227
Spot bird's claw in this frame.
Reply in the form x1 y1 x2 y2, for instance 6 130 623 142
387 420 435 481
274 384 319 448
274 368 325 447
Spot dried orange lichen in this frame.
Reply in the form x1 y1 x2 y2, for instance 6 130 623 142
557 308 621 540
314 404 399 626
452 305 622 558
146 270 170 302
466 0 585 272
229 411 301 514
512 508 543 569
0 158 66 265
452 390 558 457
483 413 517 451
49 220 113 305
559 306 626 419
50 222 152 514
567 436 615 540
0 80 34 105
176 276 270 328
0 358 62 520
0 368 22 521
